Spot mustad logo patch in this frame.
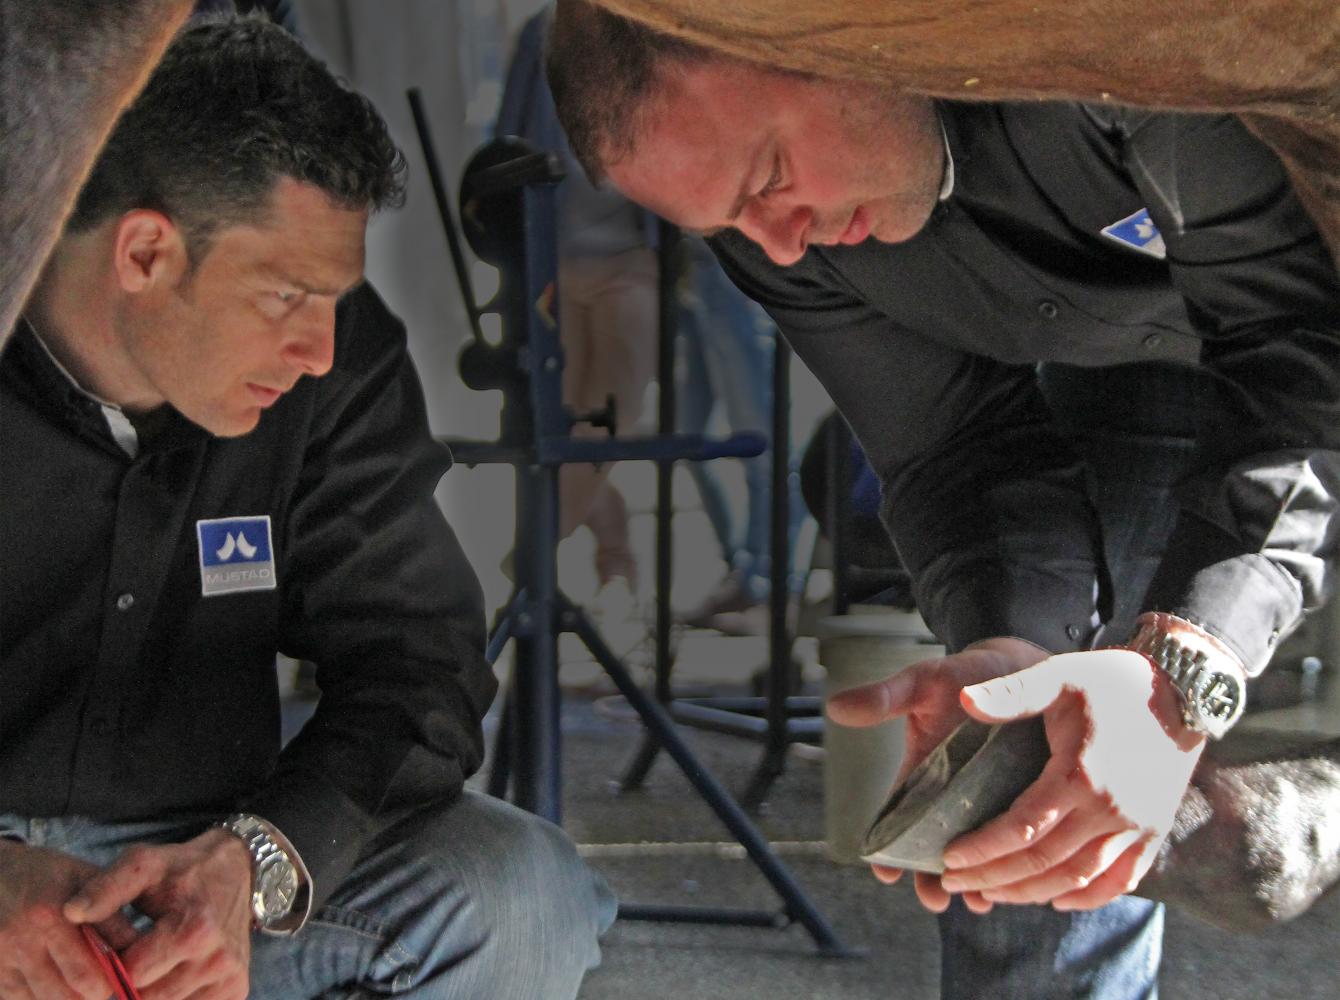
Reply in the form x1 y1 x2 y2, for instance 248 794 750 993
197 515 276 597
1100 208 1166 260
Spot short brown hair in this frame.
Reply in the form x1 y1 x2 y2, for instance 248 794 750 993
546 0 710 182
70 16 405 260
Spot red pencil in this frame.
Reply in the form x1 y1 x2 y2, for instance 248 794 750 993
79 925 143 1000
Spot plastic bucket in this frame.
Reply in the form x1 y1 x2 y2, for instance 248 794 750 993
818 611 944 863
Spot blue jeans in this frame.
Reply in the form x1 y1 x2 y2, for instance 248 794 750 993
940 896 1164 1000
1 790 616 999
936 362 1203 1000
678 238 806 597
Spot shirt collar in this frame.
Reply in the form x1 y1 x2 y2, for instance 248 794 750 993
23 318 140 458
938 113 956 201
27 321 122 411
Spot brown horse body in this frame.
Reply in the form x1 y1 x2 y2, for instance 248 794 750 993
591 0 1340 263
0 0 192 345
2 1 1335 349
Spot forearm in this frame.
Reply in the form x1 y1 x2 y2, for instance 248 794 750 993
1139 342 1340 670
261 284 497 904
884 402 1102 654
245 642 492 908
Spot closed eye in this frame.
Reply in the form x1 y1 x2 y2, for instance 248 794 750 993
258 288 306 321
757 157 784 198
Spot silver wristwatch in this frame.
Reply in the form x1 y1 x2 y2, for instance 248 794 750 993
1126 612 1247 739
217 813 311 935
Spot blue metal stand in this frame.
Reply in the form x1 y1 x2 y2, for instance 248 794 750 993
408 93 853 956
616 233 823 814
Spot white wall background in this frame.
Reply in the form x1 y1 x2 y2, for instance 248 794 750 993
295 0 552 610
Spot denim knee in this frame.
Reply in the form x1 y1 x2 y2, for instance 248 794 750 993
939 895 1163 1000
252 791 616 1000
396 791 615 999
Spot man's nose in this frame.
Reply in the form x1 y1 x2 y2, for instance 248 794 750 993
281 298 337 377
737 201 812 266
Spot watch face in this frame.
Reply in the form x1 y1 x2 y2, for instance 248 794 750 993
256 856 299 919
1191 670 1246 736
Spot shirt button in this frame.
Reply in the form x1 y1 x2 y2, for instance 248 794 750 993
1037 300 1060 319
115 592 135 612
1066 624 1082 641
1142 333 1163 349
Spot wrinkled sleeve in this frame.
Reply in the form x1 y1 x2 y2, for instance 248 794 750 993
1112 109 1340 672
242 285 497 907
711 232 1103 654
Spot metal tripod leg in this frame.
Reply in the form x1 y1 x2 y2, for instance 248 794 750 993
616 730 662 791
738 336 797 810
560 593 856 957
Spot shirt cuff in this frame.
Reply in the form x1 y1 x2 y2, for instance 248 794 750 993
240 772 374 914
923 568 1098 655
1146 551 1302 675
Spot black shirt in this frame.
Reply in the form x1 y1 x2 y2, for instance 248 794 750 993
712 102 1340 670
0 284 497 907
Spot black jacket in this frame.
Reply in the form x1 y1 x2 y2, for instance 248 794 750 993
0 284 497 908
712 101 1340 671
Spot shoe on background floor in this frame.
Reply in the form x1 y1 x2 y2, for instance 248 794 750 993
677 569 764 629
586 576 648 659
707 592 801 638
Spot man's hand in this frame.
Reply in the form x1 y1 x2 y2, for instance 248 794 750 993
64 830 253 1000
825 636 1051 913
0 839 139 999
938 649 1205 911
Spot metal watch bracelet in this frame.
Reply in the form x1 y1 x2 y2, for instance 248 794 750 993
216 813 313 936
1126 611 1248 739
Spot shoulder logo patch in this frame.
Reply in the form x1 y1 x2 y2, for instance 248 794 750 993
1101 208 1166 259
196 515 276 597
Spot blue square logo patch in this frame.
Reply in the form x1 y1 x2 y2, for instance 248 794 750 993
197 515 276 597
1100 208 1166 259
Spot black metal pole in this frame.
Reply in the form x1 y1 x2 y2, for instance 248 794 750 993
509 463 563 821
618 221 680 792
828 416 852 615
406 88 485 342
768 335 793 713
654 221 680 700
739 334 795 810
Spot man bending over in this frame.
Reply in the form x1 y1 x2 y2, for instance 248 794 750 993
547 3 1340 997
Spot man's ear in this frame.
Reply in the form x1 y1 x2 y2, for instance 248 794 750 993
111 209 188 294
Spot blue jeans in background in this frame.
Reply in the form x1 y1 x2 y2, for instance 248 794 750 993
1 790 616 999
678 238 806 599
